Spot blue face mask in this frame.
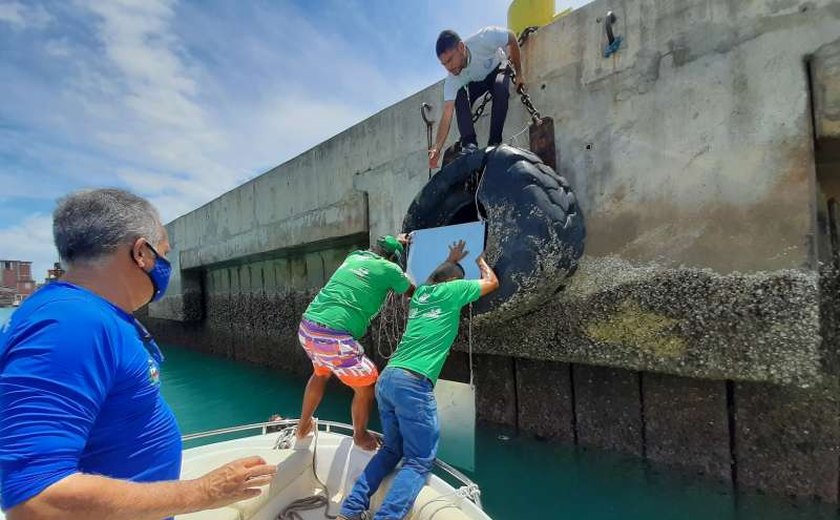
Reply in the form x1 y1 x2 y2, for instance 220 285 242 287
142 241 172 303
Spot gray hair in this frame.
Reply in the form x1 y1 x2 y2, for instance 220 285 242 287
54 188 162 267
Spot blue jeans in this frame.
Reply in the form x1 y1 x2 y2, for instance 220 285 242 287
340 366 439 520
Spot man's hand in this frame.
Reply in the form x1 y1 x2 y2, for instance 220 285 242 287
446 240 469 263
396 232 412 247
429 147 441 169
7 456 279 520
515 75 526 94
476 254 500 296
194 456 277 510
430 102 455 171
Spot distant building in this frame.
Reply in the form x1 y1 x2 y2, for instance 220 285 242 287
45 262 65 284
0 260 36 307
0 287 15 307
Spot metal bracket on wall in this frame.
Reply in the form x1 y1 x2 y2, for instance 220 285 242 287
421 103 435 179
529 116 557 171
829 198 839 267
603 11 623 58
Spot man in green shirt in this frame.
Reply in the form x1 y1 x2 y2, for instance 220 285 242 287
339 241 499 520
297 235 414 451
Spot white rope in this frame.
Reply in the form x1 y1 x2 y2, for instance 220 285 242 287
468 303 475 389
473 164 488 224
376 292 406 360
411 484 482 518
507 123 530 148
473 119 529 224
376 301 391 360
277 495 331 520
273 426 297 450
275 419 339 520
275 422 480 519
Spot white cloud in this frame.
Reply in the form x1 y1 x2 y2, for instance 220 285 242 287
0 1 24 26
0 214 57 282
79 0 223 165
43 39 72 58
1 0 601 273
60 0 393 221
0 1 52 29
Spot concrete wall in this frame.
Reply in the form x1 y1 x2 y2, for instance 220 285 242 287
145 0 840 504
466 354 839 501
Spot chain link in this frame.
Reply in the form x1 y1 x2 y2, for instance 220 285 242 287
469 26 542 126
470 91 493 123
509 67 542 124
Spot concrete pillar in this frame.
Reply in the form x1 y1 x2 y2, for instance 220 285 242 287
439 351 471 384
178 269 204 322
205 268 232 357
475 354 517 428
274 258 291 291
305 252 326 287
261 260 278 293
642 373 731 483
573 365 643 456
734 382 839 502
322 247 349 279
515 359 575 443
228 267 246 359
289 257 307 290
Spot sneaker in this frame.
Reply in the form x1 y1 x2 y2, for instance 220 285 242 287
458 142 478 156
337 513 371 520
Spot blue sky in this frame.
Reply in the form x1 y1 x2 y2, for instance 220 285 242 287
0 0 588 280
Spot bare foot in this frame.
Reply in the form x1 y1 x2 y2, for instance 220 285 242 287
353 431 380 451
296 419 314 440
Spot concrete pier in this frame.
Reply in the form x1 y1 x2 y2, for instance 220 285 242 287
145 0 840 503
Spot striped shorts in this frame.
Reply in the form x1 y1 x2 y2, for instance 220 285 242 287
298 318 378 387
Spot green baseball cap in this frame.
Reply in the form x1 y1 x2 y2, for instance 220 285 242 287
377 235 405 263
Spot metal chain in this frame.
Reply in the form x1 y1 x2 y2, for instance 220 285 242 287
469 26 542 125
509 67 542 124
470 91 493 123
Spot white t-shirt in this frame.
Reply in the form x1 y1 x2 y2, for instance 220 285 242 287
442 26 510 102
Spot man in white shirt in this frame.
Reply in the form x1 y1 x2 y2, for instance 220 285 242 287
428 27 524 169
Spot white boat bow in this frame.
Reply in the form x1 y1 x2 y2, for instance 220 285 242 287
178 418 491 520
0 419 490 520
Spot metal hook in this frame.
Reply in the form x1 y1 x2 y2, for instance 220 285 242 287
605 11 617 45
421 103 435 179
603 11 623 58
421 103 433 125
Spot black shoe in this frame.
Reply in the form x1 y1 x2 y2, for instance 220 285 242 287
458 142 478 157
337 513 371 520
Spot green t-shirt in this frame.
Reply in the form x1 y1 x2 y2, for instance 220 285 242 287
388 279 482 384
303 250 411 339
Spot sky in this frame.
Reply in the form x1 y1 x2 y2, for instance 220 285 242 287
0 0 588 281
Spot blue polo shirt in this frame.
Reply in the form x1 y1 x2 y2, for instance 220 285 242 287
0 282 182 511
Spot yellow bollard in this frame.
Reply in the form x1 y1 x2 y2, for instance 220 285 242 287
508 0 573 36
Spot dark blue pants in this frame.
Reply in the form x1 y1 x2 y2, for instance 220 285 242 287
455 67 511 147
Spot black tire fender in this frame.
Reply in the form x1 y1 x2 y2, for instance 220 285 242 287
403 145 585 319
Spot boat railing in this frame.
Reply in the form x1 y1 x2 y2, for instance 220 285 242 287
182 418 482 509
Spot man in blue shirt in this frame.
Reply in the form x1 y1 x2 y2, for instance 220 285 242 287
0 189 276 519
428 27 524 169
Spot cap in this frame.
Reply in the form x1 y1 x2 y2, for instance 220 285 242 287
377 235 405 264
